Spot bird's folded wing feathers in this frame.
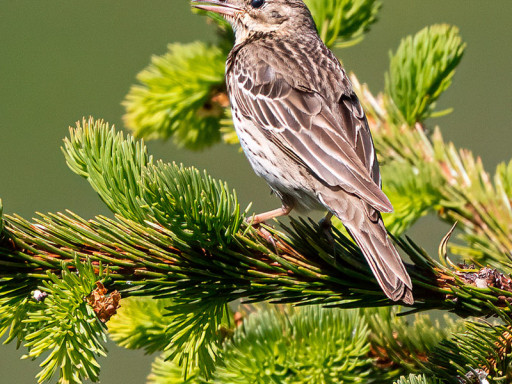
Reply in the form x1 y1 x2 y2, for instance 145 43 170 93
231 63 393 213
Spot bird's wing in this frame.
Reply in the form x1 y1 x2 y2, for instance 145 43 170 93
229 58 392 213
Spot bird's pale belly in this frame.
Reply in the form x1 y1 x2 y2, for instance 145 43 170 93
234 116 324 213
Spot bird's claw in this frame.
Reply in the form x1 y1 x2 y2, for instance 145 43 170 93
258 226 279 255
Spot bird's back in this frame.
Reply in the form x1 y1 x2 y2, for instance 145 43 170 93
227 33 386 211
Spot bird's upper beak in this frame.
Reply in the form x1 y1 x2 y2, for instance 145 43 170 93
191 0 242 17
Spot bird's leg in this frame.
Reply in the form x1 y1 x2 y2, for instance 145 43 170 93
250 205 293 225
319 212 333 231
319 212 336 256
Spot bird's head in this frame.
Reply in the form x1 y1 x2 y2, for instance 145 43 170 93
191 0 316 44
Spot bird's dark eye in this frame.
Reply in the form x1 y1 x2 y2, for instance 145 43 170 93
251 0 264 8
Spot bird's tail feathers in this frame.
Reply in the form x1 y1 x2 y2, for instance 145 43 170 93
346 222 414 304
321 194 414 304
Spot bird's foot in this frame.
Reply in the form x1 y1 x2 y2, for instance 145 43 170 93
258 226 279 255
246 205 293 255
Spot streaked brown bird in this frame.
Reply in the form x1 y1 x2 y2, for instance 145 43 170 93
192 0 413 304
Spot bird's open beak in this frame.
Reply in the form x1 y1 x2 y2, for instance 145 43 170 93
191 0 242 17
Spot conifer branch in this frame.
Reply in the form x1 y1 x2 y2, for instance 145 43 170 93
394 375 442 384
353 75 512 272
0 257 108 384
384 25 465 126
2 120 512 319
2 117 512 380
123 43 227 148
304 0 381 48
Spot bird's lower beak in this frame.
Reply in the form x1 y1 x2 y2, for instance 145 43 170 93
191 0 242 17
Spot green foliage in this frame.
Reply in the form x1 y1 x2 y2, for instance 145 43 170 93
367 307 465 376
440 150 512 272
147 353 201 384
215 306 375 383
381 162 443 235
22 259 107 384
305 0 381 48
64 117 247 247
109 297 229 380
63 119 249 378
145 306 472 383
146 306 378 384
358 63 512 274
428 315 509 383
6 119 512 382
0 281 35 347
109 297 176 354
393 375 441 384
145 161 247 247
123 42 227 149
163 299 229 380
385 24 466 126
63 117 152 223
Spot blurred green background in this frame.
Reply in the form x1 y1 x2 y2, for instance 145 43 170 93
1 0 511 382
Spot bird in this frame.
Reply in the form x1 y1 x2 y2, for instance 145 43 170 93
191 0 413 304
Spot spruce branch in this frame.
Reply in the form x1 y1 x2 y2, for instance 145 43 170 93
394 375 441 384
384 24 466 126
354 75 512 271
213 306 376 383
365 308 464 376
0 279 36 347
145 306 378 383
123 42 227 149
3 120 512 381
428 313 512 383
161 298 229 378
25 260 108 384
0 258 109 384
304 0 381 48
136 304 471 383
2 120 512 318
64 117 247 247
367 307 465 376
